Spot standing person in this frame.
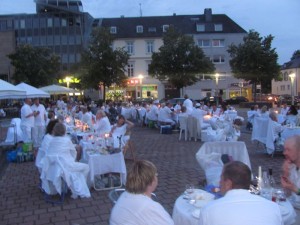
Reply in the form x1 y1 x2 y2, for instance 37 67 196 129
21 98 35 143
199 161 283 225
183 94 193 115
31 98 47 152
110 160 174 225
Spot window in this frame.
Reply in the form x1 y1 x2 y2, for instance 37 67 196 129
136 25 143 33
148 27 156 32
20 19 25 29
212 39 224 47
110 26 117 34
47 18 53 27
280 85 285 91
212 55 225 64
127 63 134 77
197 39 210 47
196 24 205 32
126 41 134 55
214 24 223 31
61 18 67 27
162 25 169 32
283 72 288 81
146 41 154 53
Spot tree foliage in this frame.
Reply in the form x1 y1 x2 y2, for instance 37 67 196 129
148 27 215 90
227 30 280 93
8 44 60 87
291 50 300 60
80 27 129 96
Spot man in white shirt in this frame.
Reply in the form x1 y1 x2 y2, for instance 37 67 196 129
147 100 159 122
199 161 283 225
21 98 35 142
31 98 47 150
281 102 290 116
158 102 175 126
183 94 193 115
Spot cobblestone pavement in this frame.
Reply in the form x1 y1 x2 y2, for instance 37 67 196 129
0 108 285 225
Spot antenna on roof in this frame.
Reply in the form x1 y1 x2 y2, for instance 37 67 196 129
139 3 142 17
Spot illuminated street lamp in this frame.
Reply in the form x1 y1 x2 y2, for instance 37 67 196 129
215 73 219 106
136 74 144 99
289 73 296 105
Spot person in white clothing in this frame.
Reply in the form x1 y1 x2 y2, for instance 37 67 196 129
158 102 175 126
94 110 111 136
281 102 290 116
81 106 93 128
147 100 159 122
281 135 300 209
183 94 193 115
110 160 174 225
21 98 35 142
199 161 283 225
31 98 47 151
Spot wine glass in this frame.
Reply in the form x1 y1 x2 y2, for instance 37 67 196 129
185 184 195 195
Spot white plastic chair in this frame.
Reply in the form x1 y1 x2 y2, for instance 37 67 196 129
178 116 188 141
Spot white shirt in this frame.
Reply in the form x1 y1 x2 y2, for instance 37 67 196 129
183 98 193 115
21 103 34 127
110 191 174 225
199 189 283 225
31 103 46 126
288 164 300 209
158 106 172 121
82 112 93 127
281 107 290 116
94 117 111 135
147 105 159 121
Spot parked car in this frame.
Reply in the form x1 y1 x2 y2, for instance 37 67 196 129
199 96 219 105
223 96 249 105
160 98 186 106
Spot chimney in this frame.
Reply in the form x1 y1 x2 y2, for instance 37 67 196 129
204 8 212 22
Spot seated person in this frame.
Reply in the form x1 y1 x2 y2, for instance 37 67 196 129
158 102 176 126
199 161 283 225
110 160 174 225
35 119 59 173
281 102 290 116
210 104 220 117
285 105 298 125
110 115 134 148
246 105 258 129
45 122 90 198
94 110 111 136
269 112 284 143
281 135 300 209
259 105 269 118
0 107 6 117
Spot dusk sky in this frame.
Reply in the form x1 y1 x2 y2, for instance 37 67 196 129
0 0 299 64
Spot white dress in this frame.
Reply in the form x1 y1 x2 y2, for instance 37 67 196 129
110 191 174 225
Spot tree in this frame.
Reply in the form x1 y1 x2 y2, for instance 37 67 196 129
80 27 129 100
148 27 215 93
8 44 60 87
291 50 300 60
227 30 280 96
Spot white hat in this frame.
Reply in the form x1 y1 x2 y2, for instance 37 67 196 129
195 103 201 108
153 100 159 104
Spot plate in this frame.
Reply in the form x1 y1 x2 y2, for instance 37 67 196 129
192 209 201 219
192 191 215 208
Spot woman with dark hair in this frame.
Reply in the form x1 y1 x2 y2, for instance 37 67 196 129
110 160 173 225
285 105 298 125
35 119 59 172
110 114 134 137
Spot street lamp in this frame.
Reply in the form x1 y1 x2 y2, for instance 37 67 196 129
137 74 144 99
289 73 296 105
65 76 71 88
215 73 219 106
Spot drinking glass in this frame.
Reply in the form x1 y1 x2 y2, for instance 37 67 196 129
185 184 195 194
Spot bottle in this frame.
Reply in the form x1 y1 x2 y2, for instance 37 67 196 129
262 171 270 189
268 168 276 188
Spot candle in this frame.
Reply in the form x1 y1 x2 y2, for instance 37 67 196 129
258 166 262 179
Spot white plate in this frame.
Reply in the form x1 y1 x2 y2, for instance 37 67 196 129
192 191 215 208
192 209 201 219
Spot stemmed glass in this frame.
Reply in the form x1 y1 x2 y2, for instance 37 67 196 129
185 184 195 194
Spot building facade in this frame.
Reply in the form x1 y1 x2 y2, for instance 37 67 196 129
0 1 248 100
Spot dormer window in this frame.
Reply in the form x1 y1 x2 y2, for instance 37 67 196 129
196 24 205 32
214 24 223 31
110 26 117 34
162 24 169 32
136 25 143 33
148 27 156 32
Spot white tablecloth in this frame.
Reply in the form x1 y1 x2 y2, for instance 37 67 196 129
251 117 269 144
172 189 296 225
281 127 300 142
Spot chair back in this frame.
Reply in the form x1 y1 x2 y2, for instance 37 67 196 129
251 117 269 144
178 116 188 130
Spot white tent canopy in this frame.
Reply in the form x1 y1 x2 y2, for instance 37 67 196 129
16 82 50 98
39 84 76 95
0 79 27 99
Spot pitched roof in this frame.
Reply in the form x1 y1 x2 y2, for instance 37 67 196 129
281 56 300 69
100 13 247 39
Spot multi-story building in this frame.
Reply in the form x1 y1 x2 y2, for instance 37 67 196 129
0 1 248 100
272 56 300 97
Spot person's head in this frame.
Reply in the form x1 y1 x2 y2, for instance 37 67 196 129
46 119 59 134
261 105 268 113
288 105 298 115
153 100 159 105
25 98 32 105
47 110 55 120
284 135 300 166
220 161 251 195
195 103 201 108
269 111 278 122
52 122 66 137
212 104 217 110
254 104 259 110
117 114 126 126
33 98 40 106
181 106 187 113
250 105 255 110
126 160 158 194
282 102 287 108
96 110 107 120
184 94 189 99
166 102 172 108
